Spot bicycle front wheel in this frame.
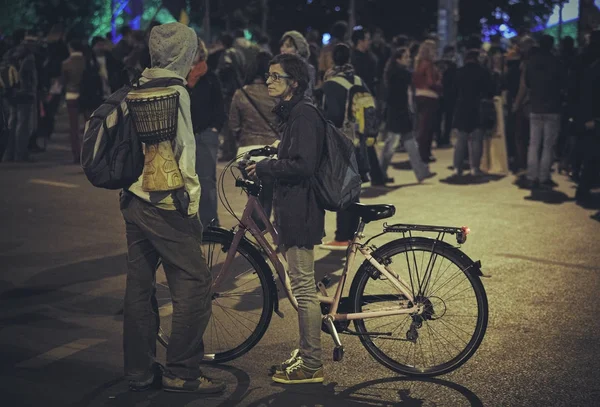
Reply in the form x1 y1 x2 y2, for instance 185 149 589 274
349 238 488 377
157 229 274 363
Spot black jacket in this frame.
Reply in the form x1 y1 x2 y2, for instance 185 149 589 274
352 49 377 96
525 51 565 114
385 64 412 134
452 61 493 133
189 71 226 134
256 95 325 249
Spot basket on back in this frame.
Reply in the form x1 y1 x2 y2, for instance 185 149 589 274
126 87 183 192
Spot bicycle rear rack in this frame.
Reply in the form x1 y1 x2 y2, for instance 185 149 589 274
383 223 470 244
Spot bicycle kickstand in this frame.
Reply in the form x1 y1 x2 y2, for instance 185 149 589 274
323 315 344 362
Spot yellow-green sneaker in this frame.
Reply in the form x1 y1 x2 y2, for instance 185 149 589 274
272 359 324 384
269 348 301 375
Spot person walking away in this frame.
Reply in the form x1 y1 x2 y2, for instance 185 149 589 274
319 44 363 250
61 40 89 164
280 30 316 98
523 35 566 189
380 47 435 183
229 51 278 226
119 22 225 394
188 38 226 228
246 53 325 384
438 45 458 148
452 49 493 176
2 29 38 163
512 36 537 175
351 27 386 185
216 33 245 161
413 40 442 163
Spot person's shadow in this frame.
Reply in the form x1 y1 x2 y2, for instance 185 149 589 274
440 173 505 185
73 364 252 407
524 189 572 205
246 376 484 407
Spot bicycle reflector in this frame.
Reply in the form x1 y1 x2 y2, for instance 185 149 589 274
457 226 470 244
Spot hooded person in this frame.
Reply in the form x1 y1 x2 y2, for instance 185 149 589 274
280 30 316 97
119 22 226 394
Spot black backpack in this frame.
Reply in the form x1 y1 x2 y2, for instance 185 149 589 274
81 77 184 190
306 104 362 212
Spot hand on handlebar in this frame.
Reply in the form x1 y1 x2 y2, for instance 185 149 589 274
246 163 257 178
248 145 278 157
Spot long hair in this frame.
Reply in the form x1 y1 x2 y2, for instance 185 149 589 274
415 39 437 68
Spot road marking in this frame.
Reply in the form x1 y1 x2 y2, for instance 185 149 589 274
28 179 79 188
16 338 107 368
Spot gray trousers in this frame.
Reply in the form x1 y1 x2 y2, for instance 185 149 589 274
454 129 483 174
120 192 212 380
527 113 560 182
283 246 322 368
380 131 430 181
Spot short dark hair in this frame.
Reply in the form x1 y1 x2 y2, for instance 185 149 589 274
91 36 105 48
269 53 309 95
331 21 348 41
351 27 368 47
332 43 351 66
255 50 273 80
220 33 234 49
68 39 84 52
539 34 554 52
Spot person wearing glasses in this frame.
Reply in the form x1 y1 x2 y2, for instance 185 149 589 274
247 53 326 385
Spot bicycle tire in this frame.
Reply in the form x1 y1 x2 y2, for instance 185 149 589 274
349 238 488 377
157 229 274 363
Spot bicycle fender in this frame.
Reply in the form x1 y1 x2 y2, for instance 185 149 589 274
206 227 280 313
370 237 484 278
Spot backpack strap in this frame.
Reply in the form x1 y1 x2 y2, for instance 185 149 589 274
136 77 185 90
327 76 353 123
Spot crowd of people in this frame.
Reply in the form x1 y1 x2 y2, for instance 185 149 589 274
1 17 599 394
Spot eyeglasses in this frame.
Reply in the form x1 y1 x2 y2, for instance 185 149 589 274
265 72 291 82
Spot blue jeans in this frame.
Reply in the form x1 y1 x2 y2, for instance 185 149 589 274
380 131 430 181
454 129 483 174
527 113 560 182
195 128 220 227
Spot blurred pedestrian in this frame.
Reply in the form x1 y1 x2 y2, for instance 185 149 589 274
188 37 226 227
380 47 434 183
413 39 442 163
280 30 315 98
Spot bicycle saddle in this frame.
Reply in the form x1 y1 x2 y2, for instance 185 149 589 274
348 203 396 223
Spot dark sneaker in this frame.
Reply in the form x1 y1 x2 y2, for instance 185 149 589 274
128 363 164 392
272 359 324 384
269 349 301 375
162 374 226 394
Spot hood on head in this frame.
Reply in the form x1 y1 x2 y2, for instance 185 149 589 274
281 31 310 59
149 22 198 78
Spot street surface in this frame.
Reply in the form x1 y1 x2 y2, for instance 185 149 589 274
1 107 599 406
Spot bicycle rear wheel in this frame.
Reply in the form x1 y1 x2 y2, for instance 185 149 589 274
156 229 274 363
349 238 488 377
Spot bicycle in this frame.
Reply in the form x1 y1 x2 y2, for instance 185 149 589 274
156 147 489 377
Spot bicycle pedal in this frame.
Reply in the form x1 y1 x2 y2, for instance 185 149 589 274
333 346 344 362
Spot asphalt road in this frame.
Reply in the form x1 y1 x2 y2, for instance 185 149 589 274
1 111 599 407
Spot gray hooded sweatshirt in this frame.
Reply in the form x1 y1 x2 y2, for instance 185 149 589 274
128 23 200 216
